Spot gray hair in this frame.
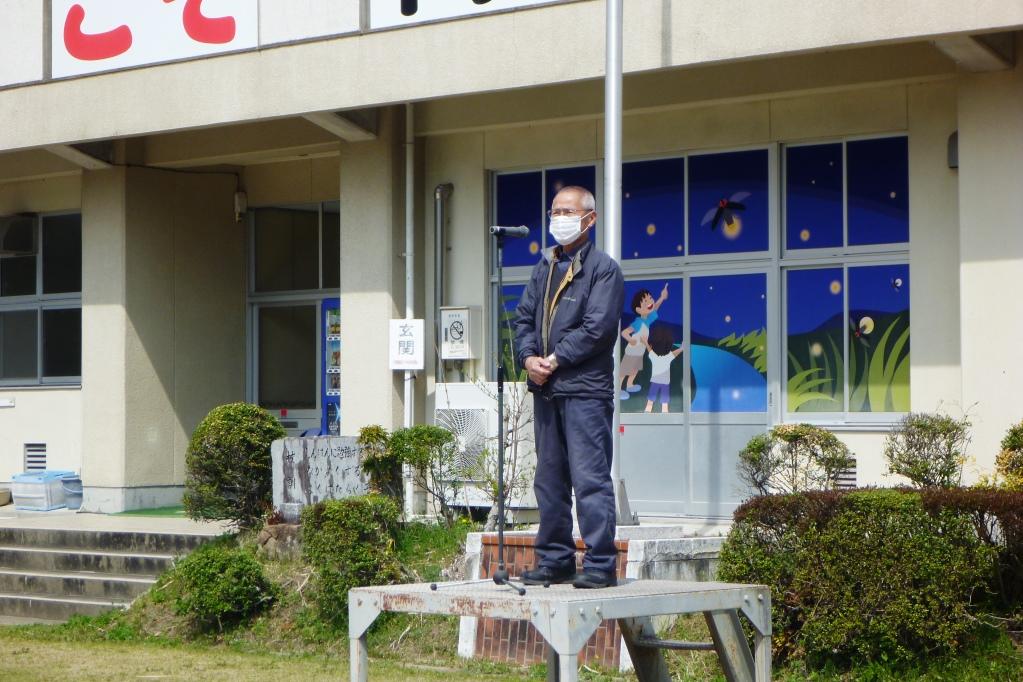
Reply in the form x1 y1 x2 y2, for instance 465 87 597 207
556 185 596 212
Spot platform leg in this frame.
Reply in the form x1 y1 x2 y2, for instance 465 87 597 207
754 629 772 681
705 610 755 682
617 617 670 682
350 634 369 682
348 591 381 682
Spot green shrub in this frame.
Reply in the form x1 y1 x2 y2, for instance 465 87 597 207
738 424 854 496
884 412 970 488
183 402 285 529
302 495 403 630
173 544 277 631
997 421 1023 491
388 424 462 526
719 489 996 667
358 425 403 500
921 487 1023 617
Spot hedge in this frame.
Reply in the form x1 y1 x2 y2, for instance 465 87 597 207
719 488 1023 667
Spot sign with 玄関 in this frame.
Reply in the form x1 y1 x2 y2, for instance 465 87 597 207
369 0 575 30
51 0 259 79
389 319 425 370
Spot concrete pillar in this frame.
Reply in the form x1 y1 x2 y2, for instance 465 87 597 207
957 35 1023 476
81 167 243 511
338 106 407 435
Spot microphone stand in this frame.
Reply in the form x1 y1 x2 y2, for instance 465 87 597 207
492 232 525 596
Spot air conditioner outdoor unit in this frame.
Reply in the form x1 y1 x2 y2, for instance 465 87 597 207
433 382 537 516
0 215 37 257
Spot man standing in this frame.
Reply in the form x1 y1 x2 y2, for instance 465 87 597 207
513 185 624 589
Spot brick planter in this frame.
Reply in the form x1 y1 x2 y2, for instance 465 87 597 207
475 533 629 668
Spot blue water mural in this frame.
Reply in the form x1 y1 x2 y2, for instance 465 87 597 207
690 345 767 413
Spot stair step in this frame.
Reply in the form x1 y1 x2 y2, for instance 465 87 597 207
0 546 175 576
0 568 157 600
0 592 128 621
0 527 211 554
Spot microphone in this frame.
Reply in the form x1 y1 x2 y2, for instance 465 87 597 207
490 225 530 238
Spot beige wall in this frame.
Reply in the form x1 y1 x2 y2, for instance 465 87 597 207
1 0 1020 151
338 107 407 435
0 0 43 88
420 66 965 485
0 175 83 483
243 157 341 207
81 167 245 510
958 36 1023 478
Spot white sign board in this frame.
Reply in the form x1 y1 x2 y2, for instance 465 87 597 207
52 0 259 78
369 0 570 30
389 319 425 370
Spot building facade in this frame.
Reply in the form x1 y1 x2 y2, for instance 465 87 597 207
0 0 1020 514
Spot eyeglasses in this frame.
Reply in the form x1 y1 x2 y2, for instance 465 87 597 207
547 208 592 218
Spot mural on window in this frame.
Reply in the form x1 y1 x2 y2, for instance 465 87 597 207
498 284 527 381
622 158 685 260
690 274 767 413
618 278 684 413
786 268 845 413
786 143 843 251
847 137 909 246
848 264 909 412
688 149 769 256
495 172 543 268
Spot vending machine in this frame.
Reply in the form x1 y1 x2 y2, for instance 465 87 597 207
321 298 341 435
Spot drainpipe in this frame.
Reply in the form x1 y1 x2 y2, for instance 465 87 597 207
434 183 453 383
605 0 637 525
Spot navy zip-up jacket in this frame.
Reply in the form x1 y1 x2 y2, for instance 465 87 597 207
513 241 624 399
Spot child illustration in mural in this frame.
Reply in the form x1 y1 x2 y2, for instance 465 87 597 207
644 325 683 413
619 282 670 400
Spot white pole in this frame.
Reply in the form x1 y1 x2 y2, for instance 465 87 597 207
605 0 634 525
404 103 416 518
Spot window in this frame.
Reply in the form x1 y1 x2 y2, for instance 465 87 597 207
252 202 340 292
0 213 82 386
783 135 909 419
490 135 909 423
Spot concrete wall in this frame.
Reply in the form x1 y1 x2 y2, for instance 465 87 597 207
81 167 244 511
0 174 82 483
420 63 965 487
0 0 44 88
338 107 407 435
1 0 1021 151
958 35 1023 477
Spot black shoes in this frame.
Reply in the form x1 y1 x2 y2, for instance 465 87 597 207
520 565 577 585
572 570 617 589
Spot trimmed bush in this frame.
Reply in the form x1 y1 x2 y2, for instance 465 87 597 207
173 544 277 631
997 421 1023 490
302 495 402 630
884 412 970 488
358 425 403 500
738 423 854 495
184 402 285 529
719 489 997 667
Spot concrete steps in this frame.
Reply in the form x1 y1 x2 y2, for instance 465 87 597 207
0 524 213 623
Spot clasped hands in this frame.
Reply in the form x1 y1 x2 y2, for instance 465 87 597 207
525 354 559 385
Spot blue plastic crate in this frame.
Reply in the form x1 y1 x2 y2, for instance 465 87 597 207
11 470 76 511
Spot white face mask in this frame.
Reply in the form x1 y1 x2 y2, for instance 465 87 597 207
549 211 591 246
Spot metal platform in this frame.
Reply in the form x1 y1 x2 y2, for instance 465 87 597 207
349 578 771 681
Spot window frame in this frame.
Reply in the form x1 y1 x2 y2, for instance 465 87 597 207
0 211 83 388
487 135 909 426
245 201 341 410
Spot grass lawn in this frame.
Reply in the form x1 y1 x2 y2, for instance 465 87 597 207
112 505 187 518
0 628 531 681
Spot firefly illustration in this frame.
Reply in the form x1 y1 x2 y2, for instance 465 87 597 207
701 192 750 232
891 277 904 292
849 316 875 348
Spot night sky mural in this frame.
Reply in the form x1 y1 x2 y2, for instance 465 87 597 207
786 143 843 250
688 149 770 255
622 157 685 260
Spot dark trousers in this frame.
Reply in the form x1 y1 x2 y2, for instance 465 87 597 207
532 394 617 574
